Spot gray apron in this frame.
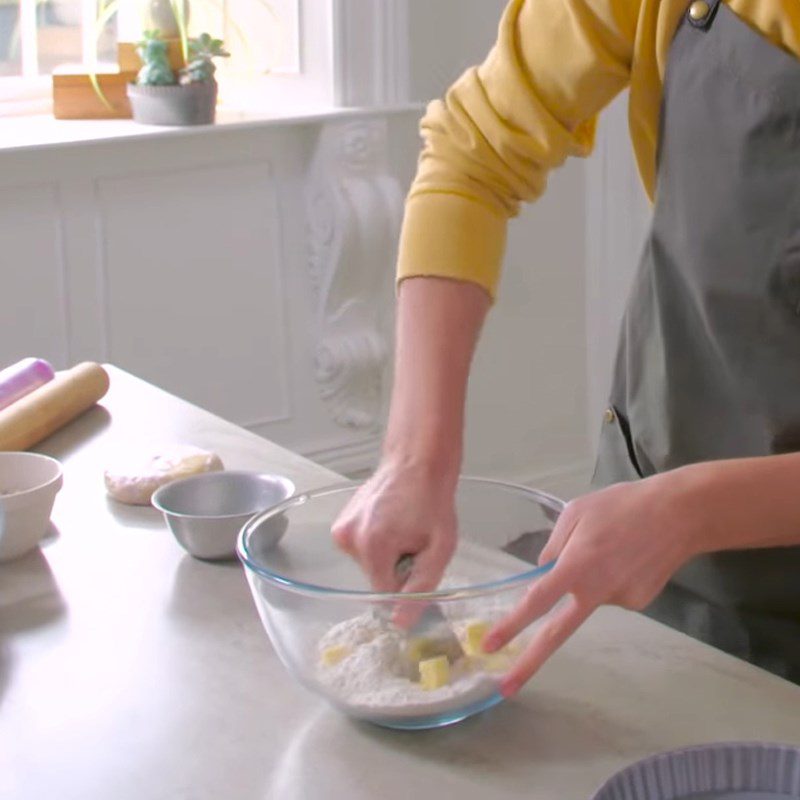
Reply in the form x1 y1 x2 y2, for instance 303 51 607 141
592 0 800 683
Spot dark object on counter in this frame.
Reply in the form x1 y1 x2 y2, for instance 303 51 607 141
502 529 552 566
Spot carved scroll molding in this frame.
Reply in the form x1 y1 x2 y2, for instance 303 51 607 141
306 118 404 430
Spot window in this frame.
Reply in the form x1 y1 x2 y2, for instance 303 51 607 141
0 0 306 116
0 1 114 80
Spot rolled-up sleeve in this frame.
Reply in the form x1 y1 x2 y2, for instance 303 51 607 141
397 0 637 298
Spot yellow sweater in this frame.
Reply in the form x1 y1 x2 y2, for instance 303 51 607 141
397 0 800 298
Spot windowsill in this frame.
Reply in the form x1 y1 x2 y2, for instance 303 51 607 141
0 102 423 154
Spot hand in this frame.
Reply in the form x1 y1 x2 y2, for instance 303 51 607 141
332 459 458 611
484 470 702 696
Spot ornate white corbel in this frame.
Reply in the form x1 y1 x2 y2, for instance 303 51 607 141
306 118 404 430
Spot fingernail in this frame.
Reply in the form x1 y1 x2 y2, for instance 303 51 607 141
392 605 416 630
391 609 408 628
483 633 501 653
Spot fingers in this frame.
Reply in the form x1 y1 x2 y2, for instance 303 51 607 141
332 519 399 592
500 596 592 697
331 519 356 556
484 563 574 653
391 535 455 627
365 557 403 593
329 473 458 608
363 532 409 592
402 533 455 594
537 499 580 565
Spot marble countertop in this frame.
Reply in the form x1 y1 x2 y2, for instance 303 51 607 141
2 367 799 800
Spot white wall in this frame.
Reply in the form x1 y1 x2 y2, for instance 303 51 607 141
0 111 421 477
407 0 508 103
407 0 592 497
584 94 652 453
0 0 596 500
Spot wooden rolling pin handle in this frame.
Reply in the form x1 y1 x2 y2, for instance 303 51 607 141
0 362 110 451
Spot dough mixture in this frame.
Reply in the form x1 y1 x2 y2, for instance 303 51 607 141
316 609 516 718
104 444 224 505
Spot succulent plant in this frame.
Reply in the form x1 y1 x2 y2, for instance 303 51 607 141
180 33 230 84
135 30 176 86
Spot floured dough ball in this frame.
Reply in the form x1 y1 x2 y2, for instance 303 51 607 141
104 444 224 505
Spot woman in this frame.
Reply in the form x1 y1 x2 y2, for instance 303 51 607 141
332 0 800 694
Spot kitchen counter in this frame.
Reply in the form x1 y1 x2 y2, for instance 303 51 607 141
2 367 799 800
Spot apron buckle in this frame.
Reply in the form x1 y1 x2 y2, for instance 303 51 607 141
687 0 721 30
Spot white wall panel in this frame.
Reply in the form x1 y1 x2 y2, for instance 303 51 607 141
585 95 652 453
0 103 591 490
0 183 69 368
95 161 290 428
407 0 593 496
465 160 591 495
407 0 506 103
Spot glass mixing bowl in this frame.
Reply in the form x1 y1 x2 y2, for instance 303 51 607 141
237 477 564 730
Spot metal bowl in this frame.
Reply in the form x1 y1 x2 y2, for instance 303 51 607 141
152 471 294 561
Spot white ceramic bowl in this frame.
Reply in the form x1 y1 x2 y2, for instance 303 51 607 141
0 452 63 561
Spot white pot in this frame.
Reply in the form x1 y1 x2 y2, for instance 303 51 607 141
0 452 63 561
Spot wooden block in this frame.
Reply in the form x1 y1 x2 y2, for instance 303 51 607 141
52 71 137 120
117 40 185 73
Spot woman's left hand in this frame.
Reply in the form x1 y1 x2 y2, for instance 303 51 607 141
484 469 704 696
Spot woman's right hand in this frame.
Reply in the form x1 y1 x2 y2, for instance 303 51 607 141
331 458 459 609
333 274 491 616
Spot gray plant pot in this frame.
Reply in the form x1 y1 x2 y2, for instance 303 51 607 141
127 81 217 127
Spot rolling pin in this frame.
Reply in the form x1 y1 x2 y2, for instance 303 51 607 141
0 362 110 451
0 358 56 412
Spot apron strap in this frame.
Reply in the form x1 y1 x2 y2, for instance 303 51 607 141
686 0 722 30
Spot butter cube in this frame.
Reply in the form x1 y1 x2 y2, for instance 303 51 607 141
419 655 450 690
406 637 433 664
320 644 349 666
463 620 490 656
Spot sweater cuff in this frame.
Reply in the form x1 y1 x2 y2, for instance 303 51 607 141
396 191 508 300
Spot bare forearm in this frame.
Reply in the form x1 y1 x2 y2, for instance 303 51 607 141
676 453 800 556
383 277 490 479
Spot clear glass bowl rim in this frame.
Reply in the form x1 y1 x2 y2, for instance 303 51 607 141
236 476 564 601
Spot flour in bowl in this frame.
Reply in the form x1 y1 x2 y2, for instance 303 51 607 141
314 545 537 720
315 610 514 719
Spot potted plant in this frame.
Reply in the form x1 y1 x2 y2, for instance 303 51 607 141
126 30 229 126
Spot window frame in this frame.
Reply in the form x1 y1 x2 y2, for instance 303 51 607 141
0 0 410 119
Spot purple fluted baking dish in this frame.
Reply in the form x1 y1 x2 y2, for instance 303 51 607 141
591 742 800 799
